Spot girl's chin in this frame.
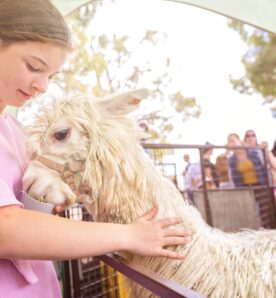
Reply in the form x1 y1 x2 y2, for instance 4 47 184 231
9 97 29 108
17 89 32 101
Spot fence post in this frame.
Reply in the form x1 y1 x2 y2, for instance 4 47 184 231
199 147 213 226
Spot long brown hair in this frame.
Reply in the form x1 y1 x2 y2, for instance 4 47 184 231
0 0 71 49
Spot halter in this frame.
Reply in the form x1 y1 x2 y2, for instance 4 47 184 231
33 155 92 202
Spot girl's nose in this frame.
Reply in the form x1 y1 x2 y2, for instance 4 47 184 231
32 77 49 94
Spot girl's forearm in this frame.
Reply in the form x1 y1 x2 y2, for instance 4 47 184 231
0 206 128 260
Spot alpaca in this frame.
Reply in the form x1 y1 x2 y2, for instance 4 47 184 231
23 90 276 298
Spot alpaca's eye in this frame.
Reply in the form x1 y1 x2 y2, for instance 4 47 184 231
54 128 69 141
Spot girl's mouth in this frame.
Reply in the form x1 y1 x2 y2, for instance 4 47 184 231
18 89 31 100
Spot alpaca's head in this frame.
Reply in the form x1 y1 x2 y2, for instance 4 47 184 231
23 89 150 213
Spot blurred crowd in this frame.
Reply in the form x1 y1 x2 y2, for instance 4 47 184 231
138 122 276 201
182 129 276 196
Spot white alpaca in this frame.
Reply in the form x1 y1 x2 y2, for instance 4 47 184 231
23 90 276 298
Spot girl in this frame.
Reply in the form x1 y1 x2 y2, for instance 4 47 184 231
0 1 190 296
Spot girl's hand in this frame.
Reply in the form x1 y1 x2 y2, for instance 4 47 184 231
125 206 191 259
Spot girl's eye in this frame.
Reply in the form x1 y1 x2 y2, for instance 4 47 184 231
49 74 56 81
54 128 69 141
27 63 40 72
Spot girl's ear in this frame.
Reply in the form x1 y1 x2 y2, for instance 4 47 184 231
96 89 150 115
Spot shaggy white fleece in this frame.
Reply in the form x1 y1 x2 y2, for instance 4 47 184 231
24 90 276 298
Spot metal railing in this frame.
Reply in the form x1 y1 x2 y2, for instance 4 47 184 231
97 254 204 298
61 205 205 298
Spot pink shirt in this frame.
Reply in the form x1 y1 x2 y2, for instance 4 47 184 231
0 114 61 298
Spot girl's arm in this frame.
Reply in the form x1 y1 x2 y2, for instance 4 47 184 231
0 205 190 261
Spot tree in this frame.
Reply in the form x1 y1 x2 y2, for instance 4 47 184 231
61 1 201 140
228 20 276 107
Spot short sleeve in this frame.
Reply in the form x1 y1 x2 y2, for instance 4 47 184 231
0 178 22 208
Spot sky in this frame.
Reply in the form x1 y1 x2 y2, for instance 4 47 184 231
88 0 276 149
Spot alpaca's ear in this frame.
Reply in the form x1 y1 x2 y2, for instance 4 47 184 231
96 89 150 115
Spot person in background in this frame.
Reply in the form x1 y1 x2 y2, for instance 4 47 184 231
182 154 191 177
182 154 194 203
243 129 265 164
271 141 276 203
260 140 276 191
215 149 233 189
227 133 266 187
244 129 276 186
272 140 276 157
0 1 191 296
185 144 219 192
201 144 219 189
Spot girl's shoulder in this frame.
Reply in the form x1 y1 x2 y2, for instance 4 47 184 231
6 114 22 128
0 113 20 125
0 113 23 136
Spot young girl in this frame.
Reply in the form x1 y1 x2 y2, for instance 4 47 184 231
0 1 190 296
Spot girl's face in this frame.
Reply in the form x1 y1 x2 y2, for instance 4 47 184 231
0 41 68 112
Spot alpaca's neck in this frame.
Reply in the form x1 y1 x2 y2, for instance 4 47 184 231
96 146 208 233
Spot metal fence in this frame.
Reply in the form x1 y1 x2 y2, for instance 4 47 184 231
143 143 276 231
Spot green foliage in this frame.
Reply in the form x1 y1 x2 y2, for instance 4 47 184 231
171 92 201 118
229 20 276 103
